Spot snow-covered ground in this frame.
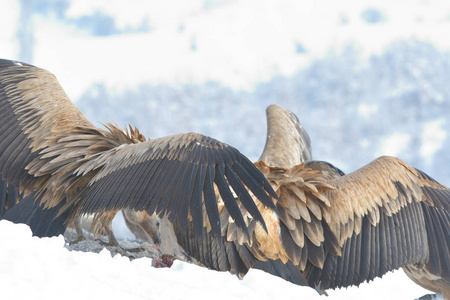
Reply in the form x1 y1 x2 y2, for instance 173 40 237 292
0 220 434 300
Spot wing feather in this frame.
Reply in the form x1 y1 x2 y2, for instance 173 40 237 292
153 160 183 213
132 155 166 210
74 136 276 240
115 162 147 209
255 161 335 269
177 163 199 230
203 165 220 236
215 165 247 238
258 155 450 291
224 164 266 231
190 163 206 237
4 137 30 180
166 160 191 221
0 59 277 244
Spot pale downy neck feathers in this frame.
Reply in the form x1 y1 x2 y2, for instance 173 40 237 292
259 104 312 169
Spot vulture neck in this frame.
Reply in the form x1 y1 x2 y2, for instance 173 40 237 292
259 105 312 169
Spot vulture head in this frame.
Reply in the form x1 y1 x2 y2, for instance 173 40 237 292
122 209 161 246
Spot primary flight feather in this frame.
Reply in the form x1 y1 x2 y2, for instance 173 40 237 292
0 58 277 245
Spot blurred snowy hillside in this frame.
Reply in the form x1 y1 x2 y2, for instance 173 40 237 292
2 0 450 182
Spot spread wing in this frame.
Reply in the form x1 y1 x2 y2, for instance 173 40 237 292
172 202 308 287
257 156 450 290
0 177 18 216
0 176 67 237
305 156 450 290
0 59 94 199
0 58 277 241
156 103 313 287
72 133 277 239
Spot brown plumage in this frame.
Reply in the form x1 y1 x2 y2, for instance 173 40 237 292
163 104 315 285
3 58 449 297
0 59 281 267
255 105 450 298
168 103 450 298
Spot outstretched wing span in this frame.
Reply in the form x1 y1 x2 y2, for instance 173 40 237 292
0 59 277 241
262 156 450 291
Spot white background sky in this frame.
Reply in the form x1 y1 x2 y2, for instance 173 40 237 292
3 0 450 99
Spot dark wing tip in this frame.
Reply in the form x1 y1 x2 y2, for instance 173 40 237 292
191 136 278 237
0 59 36 70
74 133 278 241
253 259 310 288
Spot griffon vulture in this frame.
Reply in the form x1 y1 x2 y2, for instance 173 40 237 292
0 59 313 285
148 104 450 298
2 59 450 298
254 105 450 298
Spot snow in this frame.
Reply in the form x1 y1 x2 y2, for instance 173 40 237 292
2 0 449 99
421 119 447 162
1 1 450 299
0 220 433 300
